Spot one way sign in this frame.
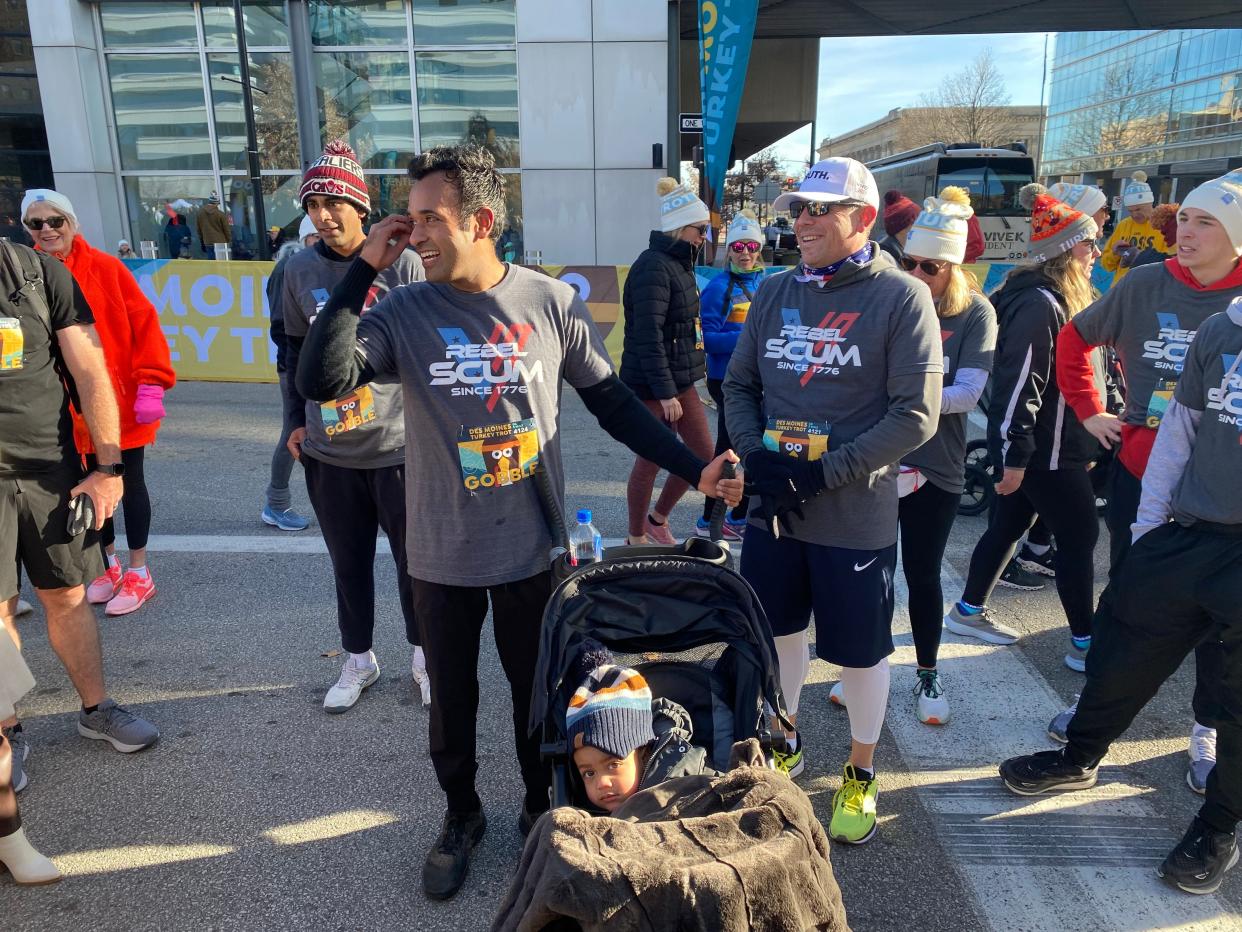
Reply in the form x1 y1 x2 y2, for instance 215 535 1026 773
679 113 703 133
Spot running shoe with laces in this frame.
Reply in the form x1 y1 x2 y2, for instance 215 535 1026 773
1047 696 1079 743
828 681 846 707
324 656 380 713
261 505 310 532
3 726 29 793
772 731 804 779
944 603 1020 645
422 809 486 900
914 669 950 725
86 563 123 604
999 749 1098 796
830 764 878 844
997 559 1045 591
77 698 159 752
693 516 744 542
1015 542 1056 577
1187 726 1217 795
1158 817 1238 895
644 516 676 546
105 570 156 616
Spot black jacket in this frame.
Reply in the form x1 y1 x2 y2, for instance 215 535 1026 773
987 267 1102 471
619 231 706 400
878 234 906 263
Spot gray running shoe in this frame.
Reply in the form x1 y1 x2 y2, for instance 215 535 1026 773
1187 727 1217 795
78 699 159 753
1048 696 1078 744
943 604 1020 645
1065 642 1089 672
3 726 29 793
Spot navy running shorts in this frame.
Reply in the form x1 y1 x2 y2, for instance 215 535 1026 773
741 524 897 668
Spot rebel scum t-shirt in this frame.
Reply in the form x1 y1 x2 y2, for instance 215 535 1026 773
355 264 615 587
281 243 424 469
1071 262 1242 429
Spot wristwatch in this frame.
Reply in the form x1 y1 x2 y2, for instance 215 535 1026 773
94 463 126 478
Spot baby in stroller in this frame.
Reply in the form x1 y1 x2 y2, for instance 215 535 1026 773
567 646 715 814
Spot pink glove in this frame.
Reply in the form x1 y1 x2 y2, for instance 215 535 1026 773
133 384 166 425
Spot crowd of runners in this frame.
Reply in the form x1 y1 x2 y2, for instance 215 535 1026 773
1 133 1240 907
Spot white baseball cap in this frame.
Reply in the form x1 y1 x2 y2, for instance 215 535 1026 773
774 157 879 214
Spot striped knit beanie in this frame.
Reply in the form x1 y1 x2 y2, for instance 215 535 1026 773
566 664 654 759
1020 183 1098 264
299 140 370 215
1122 170 1154 208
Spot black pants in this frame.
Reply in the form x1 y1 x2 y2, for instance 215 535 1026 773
412 571 553 814
302 456 418 653
1027 517 1052 548
964 467 1098 638
1093 460 1226 727
701 379 748 523
86 447 151 552
899 480 960 669
1065 521 1242 834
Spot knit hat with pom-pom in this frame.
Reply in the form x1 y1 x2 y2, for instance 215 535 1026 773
566 640 654 760
1020 183 1098 263
1122 170 1154 208
300 140 370 215
726 208 763 247
1047 182 1108 219
904 186 974 265
882 189 919 237
657 176 710 233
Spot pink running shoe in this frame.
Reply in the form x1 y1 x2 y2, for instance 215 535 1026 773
645 516 676 546
105 571 156 616
86 564 123 604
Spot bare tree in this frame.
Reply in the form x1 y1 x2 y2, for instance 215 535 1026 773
722 148 782 222
1056 62 1168 172
904 49 1021 147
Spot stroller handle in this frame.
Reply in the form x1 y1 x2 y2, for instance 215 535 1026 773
706 460 737 542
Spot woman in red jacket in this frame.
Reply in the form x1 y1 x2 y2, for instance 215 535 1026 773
22 189 176 616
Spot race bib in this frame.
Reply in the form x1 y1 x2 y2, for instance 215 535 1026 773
694 317 704 351
457 417 540 492
762 417 830 460
727 301 750 325
1146 378 1177 428
0 318 23 370
319 385 377 438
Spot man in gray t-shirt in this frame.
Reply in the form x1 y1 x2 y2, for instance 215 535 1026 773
295 145 741 902
282 140 426 717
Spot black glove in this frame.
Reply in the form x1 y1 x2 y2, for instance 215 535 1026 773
743 450 826 535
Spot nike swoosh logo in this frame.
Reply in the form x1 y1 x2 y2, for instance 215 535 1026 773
854 557 878 572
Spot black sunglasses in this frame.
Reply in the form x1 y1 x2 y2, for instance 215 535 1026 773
729 241 761 254
25 216 67 231
693 224 710 237
899 256 949 276
787 200 857 220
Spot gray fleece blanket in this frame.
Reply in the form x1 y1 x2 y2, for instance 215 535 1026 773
492 759 849 932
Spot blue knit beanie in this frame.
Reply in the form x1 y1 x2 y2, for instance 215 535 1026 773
566 664 655 759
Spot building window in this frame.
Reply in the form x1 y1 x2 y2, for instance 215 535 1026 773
107 54 214 172
308 1 407 47
101 3 199 49
410 0 515 45
315 51 416 169
208 53 301 172
415 51 518 167
201 1 290 47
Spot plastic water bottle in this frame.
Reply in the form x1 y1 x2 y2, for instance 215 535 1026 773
568 509 603 566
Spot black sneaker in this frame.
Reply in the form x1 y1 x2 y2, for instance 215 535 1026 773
1016 543 1056 577
1158 818 1239 895
998 558 1046 591
422 809 486 900
999 749 1098 796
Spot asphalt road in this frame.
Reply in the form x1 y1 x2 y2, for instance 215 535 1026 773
3 381 1238 931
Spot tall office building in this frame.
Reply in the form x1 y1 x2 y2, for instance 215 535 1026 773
0 0 52 243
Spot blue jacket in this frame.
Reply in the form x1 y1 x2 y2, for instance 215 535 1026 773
699 267 765 380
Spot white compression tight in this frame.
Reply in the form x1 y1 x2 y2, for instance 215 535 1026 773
838 658 890 745
773 630 811 717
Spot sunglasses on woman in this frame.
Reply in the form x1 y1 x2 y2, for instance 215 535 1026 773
25 216 67 231
729 241 761 254
787 200 856 220
899 256 949 276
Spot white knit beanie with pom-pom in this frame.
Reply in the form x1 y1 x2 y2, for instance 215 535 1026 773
904 186 974 265
726 208 763 247
1122 170 1154 208
656 177 710 233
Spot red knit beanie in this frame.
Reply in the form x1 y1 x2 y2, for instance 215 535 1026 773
883 189 919 237
964 214 985 264
299 140 370 215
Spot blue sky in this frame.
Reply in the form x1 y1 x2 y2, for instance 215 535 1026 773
767 33 1052 171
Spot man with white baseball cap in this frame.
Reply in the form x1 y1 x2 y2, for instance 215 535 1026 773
725 157 942 844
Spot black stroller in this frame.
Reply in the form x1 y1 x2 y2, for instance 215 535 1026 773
529 472 792 809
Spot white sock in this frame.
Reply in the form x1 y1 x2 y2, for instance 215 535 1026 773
773 630 811 719
840 658 891 745
129 565 150 580
106 553 120 569
349 650 376 670
1192 722 1216 738
1025 542 1050 556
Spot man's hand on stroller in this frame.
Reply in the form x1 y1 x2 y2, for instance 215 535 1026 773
742 450 826 537
698 450 744 507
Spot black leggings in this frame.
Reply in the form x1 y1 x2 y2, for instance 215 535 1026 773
86 447 151 552
701 378 749 523
963 467 1098 638
899 481 961 669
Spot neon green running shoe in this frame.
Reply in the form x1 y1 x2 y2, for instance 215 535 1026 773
772 732 804 779
830 763 878 844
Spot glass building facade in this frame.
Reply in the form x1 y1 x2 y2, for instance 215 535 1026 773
0 0 52 244
96 0 522 259
1042 29 1242 198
